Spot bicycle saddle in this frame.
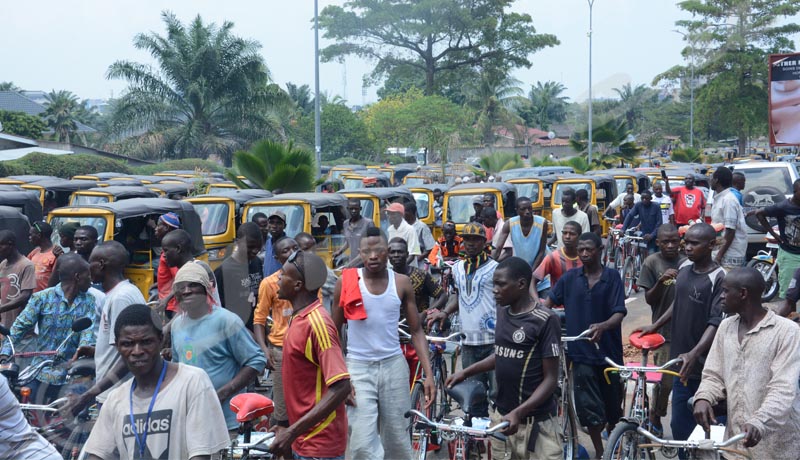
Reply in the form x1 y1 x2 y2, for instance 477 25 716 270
446 379 487 417
230 393 274 423
629 332 665 350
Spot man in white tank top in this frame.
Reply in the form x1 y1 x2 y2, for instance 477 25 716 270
333 227 435 460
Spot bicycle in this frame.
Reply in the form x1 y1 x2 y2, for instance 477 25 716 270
406 379 508 460
557 328 594 460
602 218 622 269
610 429 750 460
225 392 276 459
601 332 682 460
620 229 648 298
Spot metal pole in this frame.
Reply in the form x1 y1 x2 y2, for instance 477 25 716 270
314 0 322 178
587 0 594 164
689 41 694 148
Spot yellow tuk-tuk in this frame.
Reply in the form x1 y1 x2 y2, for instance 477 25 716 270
587 169 650 195
205 181 239 194
185 189 273 269
442 183 517 232
0 190 44 224
0 175 58 185
543 175 617 235
338 187 415 234
147 183 194 200
506 177 545 215
69 186 159 206
341 172 392 190
402 175 430 186
22 179 102 212
408 184 448 239
71 172 132 181
328 165 366 181
243 193 349 268
48 198 207 299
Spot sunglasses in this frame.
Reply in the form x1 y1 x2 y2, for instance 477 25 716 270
287 250 305 281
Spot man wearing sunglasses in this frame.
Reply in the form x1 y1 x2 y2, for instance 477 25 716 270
332 227 435 459
269 250 351 459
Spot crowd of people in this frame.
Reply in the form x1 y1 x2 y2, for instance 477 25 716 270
1 165 800 459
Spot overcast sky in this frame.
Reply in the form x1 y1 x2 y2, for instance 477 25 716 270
1 1 793 105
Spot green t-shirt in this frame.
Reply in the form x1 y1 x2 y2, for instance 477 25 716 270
636 253 686 341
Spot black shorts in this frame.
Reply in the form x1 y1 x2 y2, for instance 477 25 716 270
573 362 622 428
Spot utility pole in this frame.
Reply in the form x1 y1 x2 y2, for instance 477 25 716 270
314 0 322 178
587 0 595 164
674 30 694 148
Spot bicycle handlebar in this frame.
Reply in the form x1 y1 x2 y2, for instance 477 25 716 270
561 329 593 342
19 397 70 413
603 356 683 371
405 409 509 440
398 327 464 344
638 427 746 449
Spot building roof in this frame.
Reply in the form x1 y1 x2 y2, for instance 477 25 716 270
0 91 96 133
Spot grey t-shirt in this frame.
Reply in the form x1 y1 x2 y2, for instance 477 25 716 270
94 280 146 403
0 374 60 459
636 253 686 341
343 217 374 255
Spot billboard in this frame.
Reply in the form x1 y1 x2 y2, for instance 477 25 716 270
770 53 800 146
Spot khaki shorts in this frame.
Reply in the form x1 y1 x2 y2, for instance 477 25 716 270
489 407 562 460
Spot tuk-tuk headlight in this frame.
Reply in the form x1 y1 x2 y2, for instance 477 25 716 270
208 248 227 260
115 219 123 229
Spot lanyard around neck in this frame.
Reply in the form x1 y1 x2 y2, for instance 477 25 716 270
129 360 168 458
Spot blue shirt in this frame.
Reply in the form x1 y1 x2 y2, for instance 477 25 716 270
171 307 267 430
730 188 743 205
549 267 626 366
623 201 663 239
262 236 283 278
0 285 98 384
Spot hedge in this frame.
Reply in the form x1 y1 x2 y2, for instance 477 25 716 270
133 159 225 175
0 152 132 178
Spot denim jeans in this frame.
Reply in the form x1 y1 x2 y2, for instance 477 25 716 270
346 353 412 460
670 377 700 442
461 344 496 417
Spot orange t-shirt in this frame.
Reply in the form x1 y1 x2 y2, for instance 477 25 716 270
254 270 321 347
27 247 57 293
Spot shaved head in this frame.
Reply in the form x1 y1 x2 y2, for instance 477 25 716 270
725 267 765 300
685 222 716 242
93 241 129 269
657 224 679 239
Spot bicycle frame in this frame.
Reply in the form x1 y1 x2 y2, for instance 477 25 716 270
636 429 750 460
558 329 594 458
602 356 682 426
406 409 508 460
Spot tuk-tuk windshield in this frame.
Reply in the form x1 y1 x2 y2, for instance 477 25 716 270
246 204 304 238
330 169 353 181
343 178 365 189
207 185 236 194
615 178 633 194
195 203 230 236
446 195 477 223
512 183 540 204
413 193 430 219
554 183 592 205
405 177 425 186
72 195 110 206
49 216 108 244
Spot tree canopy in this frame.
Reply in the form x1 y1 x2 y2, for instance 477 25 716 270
0 110 46 139
319 0 558 96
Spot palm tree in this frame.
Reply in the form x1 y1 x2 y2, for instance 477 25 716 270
570 118 645 169
107 11 291 164
42 90 80 143
286 83 314 115
523 81 569 130
227 140 316 193
671 147 702 163
465 70 526 146
612 83 657 133
471 151 524 177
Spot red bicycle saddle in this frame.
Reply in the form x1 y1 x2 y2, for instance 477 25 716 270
629 332 665 350
230 393 274 423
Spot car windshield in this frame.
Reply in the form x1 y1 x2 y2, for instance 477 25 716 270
194 202 230 236
71 194 110 206
738 167 794 197
49 216 108 245
512 182 540 203
413 193 430 219
553 183 592 205
246 204 304 237
446 194 477 224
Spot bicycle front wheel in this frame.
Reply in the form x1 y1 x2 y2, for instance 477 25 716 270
409 382 427 439
622 257 636 298
603 422 654 460
557 389 578 460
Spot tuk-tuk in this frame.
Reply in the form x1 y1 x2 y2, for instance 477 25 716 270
185 189 273 269
69 186 159 206
98 179 143 187
316 179 344 193
205 181 238 194
500 166 575 180
408 184 449 238
21 179 102 212
147 183 194 200
0 175 58 185
243 193 349 268
48 198 207 299
341 172 392 190
542 175 617 235
390 166 418 186
0 185 21 191
442 183 518 232
402 175 430 186
587 169 650 195
161 170 226 180
506 177 545 215
0 206 33 255
128 175 168 185
338 187 415 233
328 165 366 181
0 190 44 224
72 172 130 181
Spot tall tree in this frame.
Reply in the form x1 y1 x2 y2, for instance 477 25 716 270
0 110 47 138
612 83 657 134
285 83 314 115
519 81 569 130
42 90 80 143
465 70 525 146
570 118 644 169
319 0 559 95
0 82 20 92
227 140 316 192
655 0 800 154
107 11 291 164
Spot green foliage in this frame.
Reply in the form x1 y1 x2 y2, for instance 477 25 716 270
319 0 559 96
132 159 224 175
322 157 371 166
0 82 20 91
363 88 468 156
519 81 570 130
1 153 131 178
464 70 525 145
471 152 524 176
42 90 81 143
293 103 374 160
107 11 291 164
0 110 47 138
570 118 645 169
227 140 316 193
671 148 702 163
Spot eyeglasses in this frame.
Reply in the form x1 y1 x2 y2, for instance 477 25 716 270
287 250 305 281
